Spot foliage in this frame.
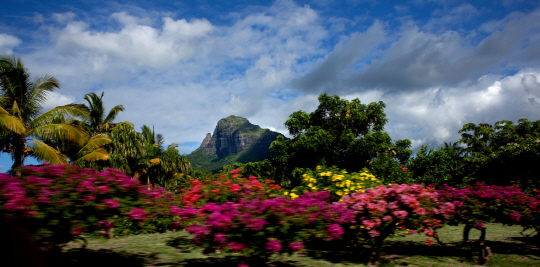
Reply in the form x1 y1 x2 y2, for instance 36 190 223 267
438 183 540 237
458 119 540 190
0 164 182 248
287 165 382 201
368 145 413 185
408 142 466 186
265 93 411 188
340 184 456 265
0 55 91 171
178 169 284 207
179 190 355 263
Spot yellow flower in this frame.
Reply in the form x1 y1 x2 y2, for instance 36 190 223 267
308 183 313 187
284 192 289 195
290 193 299 199
349 225 357 229
316 166 322 170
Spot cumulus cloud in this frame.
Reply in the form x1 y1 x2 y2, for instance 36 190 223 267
41 91 77 111
5 0 540 157
292 8 540 95
52 12 214 69
0 33 21 54
370 69 540 150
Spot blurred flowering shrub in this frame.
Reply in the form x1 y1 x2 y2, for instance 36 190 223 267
178 169 284 207
438 183 540 240
0 164 182 248
286 166 382 201
340 184 455 264
179 190 355 263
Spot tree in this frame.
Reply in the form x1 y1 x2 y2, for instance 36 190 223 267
81 92 125 135
0 55 88 172
408 142 466 186
458 119 540 190
133 125 192 186
252 93 411 187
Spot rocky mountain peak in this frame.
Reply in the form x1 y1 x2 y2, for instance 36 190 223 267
188 116 284 172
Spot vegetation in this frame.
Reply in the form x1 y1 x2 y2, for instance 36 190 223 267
0 56 91 172
1 54 540 266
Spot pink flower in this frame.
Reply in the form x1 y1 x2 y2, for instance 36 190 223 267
102 199 120 209
229 169 242 174
71 227 84 236
265 239 282 253
474 222 485 228
231 184 241 193
327 224 344 240
368 229 380 237
509 212 521 221
126 207 148 220
98 185 109 193
289 241 305 252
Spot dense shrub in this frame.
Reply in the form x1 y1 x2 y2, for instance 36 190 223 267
178 169 283 207
0 164 182 248
287 166 382 201
340 184 456 264
179 190 355 264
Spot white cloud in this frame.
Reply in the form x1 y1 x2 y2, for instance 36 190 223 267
0 33 21 54
5 0 540 158
41 91 77 111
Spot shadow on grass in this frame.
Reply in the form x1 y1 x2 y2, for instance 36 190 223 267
46 248 154 267
165 234 201 253
179 256 301 267
302 238 540 265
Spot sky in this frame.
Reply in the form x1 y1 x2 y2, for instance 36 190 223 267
1 0 540 171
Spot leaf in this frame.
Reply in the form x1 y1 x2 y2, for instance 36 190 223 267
28 139 68 165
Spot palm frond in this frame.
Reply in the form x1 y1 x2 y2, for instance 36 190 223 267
32 123 89 147
26 75 60 114
77 133 112 155
0 107 27 135
75 148 110 163
103 105 125 125
28 139 68 165
31 104 90 128
167 142 179 150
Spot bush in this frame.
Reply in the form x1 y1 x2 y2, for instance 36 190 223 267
0 164 182 248
178 169 283 207
340 184 455 265
179 190 355 264
287 166 383 201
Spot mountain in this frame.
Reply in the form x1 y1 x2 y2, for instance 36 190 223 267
187 115 284 172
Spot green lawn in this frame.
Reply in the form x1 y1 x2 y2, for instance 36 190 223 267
54 224 539 267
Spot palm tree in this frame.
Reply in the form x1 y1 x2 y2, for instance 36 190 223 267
81 92 125 135
134 125 192 186
0 55 88 172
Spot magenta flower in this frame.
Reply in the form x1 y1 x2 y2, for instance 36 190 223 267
289 241 305 252
102 199 120 209
509 212 521 221
327 224 344 240
126 207 148 220
265 239 282 253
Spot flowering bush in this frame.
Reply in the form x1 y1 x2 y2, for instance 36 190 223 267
0 164 183 248
438 183 540 241
180 191 355 263
341 184 455 264
179 169 283 207
286 166 382 201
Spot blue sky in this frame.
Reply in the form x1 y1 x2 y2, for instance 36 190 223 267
1 0 540 171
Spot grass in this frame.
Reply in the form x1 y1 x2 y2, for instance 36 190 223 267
52 223 539 267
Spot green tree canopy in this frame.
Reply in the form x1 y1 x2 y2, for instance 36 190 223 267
252 93 411 187
0 55 89 172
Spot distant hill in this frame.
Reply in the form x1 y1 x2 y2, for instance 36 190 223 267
187 115 284 172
